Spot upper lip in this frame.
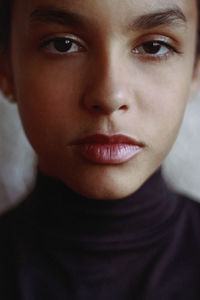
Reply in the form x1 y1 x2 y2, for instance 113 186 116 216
75 134 144 146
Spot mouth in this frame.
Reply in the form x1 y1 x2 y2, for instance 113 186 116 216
74 134 145 165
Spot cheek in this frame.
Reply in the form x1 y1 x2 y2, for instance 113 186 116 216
137 67 192 157
12 60 88 155
14 59 84 123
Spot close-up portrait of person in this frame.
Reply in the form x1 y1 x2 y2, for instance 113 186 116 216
0 0 200 299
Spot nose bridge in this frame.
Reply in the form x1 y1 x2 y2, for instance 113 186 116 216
83 48 131 114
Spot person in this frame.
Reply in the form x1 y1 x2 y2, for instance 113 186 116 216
0 0 200 299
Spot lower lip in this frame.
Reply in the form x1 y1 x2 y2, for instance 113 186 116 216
79 144 142 164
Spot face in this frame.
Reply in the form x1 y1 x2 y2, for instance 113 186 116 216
5 0 198 199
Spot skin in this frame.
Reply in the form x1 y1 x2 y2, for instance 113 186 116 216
2 0 199 199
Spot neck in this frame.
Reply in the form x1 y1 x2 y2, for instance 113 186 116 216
24 169 179 251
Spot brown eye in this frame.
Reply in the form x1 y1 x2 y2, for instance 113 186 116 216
142 41 163 54
52 38 73 52
134 40 174 57
41 37 83 54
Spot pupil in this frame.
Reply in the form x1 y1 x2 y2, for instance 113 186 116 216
143 42 161 54
54 39 72 52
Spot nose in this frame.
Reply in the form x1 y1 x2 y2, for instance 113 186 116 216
82 54 132 115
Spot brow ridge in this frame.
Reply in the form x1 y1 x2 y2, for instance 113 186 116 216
131 6 187 30
30 5 87 27
29 4 187 31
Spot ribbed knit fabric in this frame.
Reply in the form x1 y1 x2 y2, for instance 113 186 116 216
0 170 200 299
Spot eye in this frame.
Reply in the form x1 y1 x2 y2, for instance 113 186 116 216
133 40 176 58
40 37 84 54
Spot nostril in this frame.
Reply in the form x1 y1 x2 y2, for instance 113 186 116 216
91 104 129 112
119 105 129 111
92 105 101 110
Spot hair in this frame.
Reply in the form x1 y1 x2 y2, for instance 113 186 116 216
0 0 12 54
0 0 200 54
197 0 200 53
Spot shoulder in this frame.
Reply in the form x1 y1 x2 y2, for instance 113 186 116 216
177 193 200 222
0 204 21 246
0 204 25 298
170 192 200 250
0 206 20 291
0 198 30 248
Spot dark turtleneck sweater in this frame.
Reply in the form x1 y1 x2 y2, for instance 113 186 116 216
0 170 200 300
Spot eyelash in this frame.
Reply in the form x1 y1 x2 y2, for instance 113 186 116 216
40 37 85 54
133 40 181 61
40 36 181 61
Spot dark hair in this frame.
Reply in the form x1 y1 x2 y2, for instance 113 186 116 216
198 0 200 53
0 0 200 54
0 0 12 54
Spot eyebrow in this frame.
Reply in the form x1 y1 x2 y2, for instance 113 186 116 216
30 5 88 28
131 6 187 30
29 5 187 30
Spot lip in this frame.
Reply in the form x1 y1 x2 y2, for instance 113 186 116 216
74 134 144 164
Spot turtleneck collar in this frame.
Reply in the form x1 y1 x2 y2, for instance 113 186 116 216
19 169 179 251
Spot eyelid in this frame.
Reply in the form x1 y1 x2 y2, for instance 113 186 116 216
39 33 87 51
135 33 172 45
131 33 182 60
133 32 182 50
134 39 176 53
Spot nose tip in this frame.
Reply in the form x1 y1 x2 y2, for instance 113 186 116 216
83 77 131 115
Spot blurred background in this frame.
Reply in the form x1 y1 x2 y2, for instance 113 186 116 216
0 92 199 213
0 93 37 213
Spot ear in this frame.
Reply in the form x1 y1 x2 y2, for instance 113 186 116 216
189 57 200 100
0 55 15 103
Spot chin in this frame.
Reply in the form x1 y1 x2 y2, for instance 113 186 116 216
41 153 161 200
72 184 132 200
63 171 147 200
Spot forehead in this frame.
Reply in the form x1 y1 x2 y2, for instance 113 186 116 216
13 0 197 22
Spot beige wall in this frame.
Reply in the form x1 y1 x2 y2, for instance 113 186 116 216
162 95 200 201
0 94 36 212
